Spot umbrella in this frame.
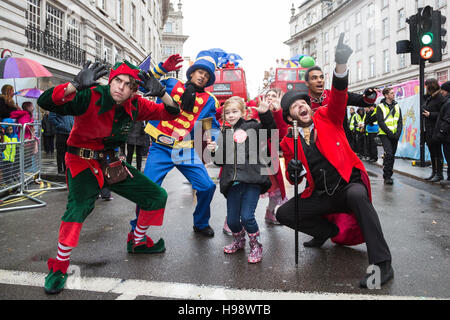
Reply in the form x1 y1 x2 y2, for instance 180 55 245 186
290 54 305 62
283 60 299 68
0 56 52 79
14 87 43 99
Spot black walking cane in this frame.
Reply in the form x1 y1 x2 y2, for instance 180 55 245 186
292 120 299 266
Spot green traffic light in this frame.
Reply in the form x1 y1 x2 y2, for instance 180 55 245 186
421 32 434 45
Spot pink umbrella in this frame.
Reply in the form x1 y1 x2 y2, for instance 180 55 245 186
0 56 52 79
14 87 43 99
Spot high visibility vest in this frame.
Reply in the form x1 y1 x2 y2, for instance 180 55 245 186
3 135 18 162
355 113 365 132
366 108 379 134
349 113 357 131
377 102 400 135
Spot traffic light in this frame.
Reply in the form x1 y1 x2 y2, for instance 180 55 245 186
418 6 434 61
408 13 420 65
429 10 447 63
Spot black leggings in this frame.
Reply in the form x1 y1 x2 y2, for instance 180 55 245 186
276 183 392 264
126 144 145 172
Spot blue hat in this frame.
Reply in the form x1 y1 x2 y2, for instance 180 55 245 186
186 50 218 87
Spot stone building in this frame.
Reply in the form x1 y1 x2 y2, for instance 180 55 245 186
286 0 449 91
0 0 171 88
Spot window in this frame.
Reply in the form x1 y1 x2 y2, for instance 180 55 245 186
117 0 123 26
437 70 449 82
368 26 375 45
356 61 362 81
382 0 389 8
26 0 41 28
277 69 297 81
367 3 374 19
369 56 375 78
141 16 145 45
95 34 102 59
399 54 407 69
104 40 113 64
148 27 152 50
382 18 389 38
98 0 106 11
223 70 242 82
398 8 406 29
163 46 175 56
324 50 329 65
115 48 122 63
323 31 329 43
383 49 390 73
355 11 361 25
356 33 362 51
131 3 136 37
344 19 350 32
46 4 63 38
164 22 173 33
68 18 81 47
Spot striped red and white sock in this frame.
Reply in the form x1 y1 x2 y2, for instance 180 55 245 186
133 224 149 244
56 242 73 262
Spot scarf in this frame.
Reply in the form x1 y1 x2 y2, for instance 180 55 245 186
181 80 204 113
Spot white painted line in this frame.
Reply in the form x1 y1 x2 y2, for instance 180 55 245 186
0 269 440 300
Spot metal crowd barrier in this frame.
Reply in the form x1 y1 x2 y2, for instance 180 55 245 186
0 121 65 213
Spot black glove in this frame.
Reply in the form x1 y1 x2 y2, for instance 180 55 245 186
71 61 108 91
287 159 303 182
137 71 166 98
335 33 353 64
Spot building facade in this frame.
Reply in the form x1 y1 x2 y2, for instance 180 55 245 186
286 0 450 91
0 0 171 89
162 0 188 79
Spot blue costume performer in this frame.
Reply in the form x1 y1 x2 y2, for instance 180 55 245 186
131 50 220 237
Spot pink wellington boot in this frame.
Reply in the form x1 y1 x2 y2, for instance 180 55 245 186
265 208 280 225
247 231 263 263
222 217 232 236
224 229 246 254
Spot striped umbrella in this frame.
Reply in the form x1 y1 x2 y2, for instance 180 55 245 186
14 87 43 99
0 57 52 79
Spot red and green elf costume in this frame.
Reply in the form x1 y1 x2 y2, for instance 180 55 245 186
37 61 179 294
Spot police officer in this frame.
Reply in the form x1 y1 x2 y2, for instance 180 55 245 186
365 105 379 162
377 88 403 185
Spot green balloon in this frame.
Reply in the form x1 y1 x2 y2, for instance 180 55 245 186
300 56 315 68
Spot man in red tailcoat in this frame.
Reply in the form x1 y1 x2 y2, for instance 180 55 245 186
276 34 393 288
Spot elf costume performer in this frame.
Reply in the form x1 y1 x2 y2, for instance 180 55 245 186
37 60 182 294
131 50 220 237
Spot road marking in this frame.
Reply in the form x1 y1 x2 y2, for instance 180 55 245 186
0 269 439 300
0 190 47 207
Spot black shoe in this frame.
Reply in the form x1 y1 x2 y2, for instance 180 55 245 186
369 158 378 163
425 173 436 181
384 178 393 185
430 175 443 183
360 261 394 288
303 236 329 248
193 225 215 237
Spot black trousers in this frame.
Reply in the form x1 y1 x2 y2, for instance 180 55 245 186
379 135 398 180
366 133 378 160
55 133 69 173
43 135 55 154
276 182 392 265
126 144 145 172
355 132 365 156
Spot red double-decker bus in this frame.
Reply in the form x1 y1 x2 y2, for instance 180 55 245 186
206 63 248 105
270 67 309 94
